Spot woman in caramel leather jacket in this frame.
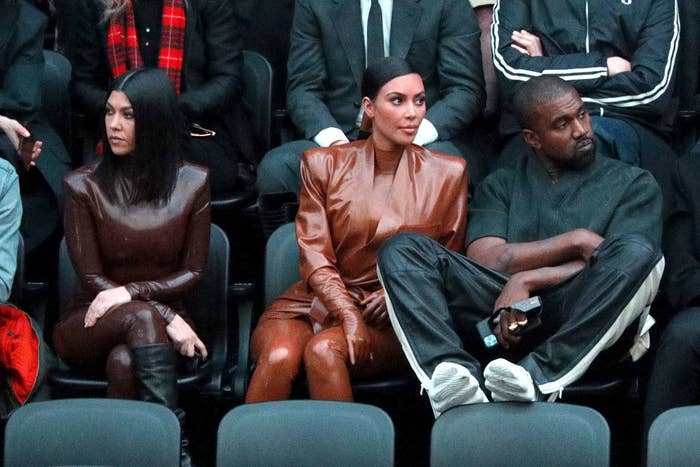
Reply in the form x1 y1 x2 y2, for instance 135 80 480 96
53 68 208 467
246 58 469 403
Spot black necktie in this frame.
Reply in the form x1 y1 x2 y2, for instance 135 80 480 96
366 0 384 67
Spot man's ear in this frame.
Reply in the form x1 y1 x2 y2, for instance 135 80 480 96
362 96 375 119
522 129 541 150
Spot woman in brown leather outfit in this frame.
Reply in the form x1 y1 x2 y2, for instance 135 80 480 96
53 68 208 466
246 57 469 402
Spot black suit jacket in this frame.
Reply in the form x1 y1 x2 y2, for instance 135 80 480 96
0 0 70 203
287 0 484 141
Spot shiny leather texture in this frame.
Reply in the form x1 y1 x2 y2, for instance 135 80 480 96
263 137 468 327
60 162 211 323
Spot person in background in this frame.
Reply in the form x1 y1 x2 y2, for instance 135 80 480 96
644 144 700 435
0 0 71 279
69 0 255 198
491 0 679 212
256 0 485 234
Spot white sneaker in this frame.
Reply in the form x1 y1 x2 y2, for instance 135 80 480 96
427 361 489 417
484 358 539 402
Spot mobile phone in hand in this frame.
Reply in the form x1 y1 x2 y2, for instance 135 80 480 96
18 133 35 169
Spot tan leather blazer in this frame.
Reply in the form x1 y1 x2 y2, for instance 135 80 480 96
266 137 468 327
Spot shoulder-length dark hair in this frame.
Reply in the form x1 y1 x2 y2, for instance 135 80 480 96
95 68 185 206
361 57 416 101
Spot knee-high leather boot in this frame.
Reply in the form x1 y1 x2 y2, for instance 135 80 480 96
132 343 193 467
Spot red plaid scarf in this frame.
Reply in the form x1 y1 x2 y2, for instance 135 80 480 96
106 0 186 94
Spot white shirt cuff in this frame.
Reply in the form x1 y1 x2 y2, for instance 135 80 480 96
412 119 439 147
313 127 350 147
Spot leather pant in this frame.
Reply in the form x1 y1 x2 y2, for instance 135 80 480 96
53 300 169 398
245 317 407 402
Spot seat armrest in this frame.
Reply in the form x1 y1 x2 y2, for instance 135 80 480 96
228 282 256 400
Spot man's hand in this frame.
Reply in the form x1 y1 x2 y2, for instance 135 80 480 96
492 273 530 349
606 56 632 76
84 286 131 327
360 289 388 328
511 30 544 57
572 228 604 262
330 139 349 147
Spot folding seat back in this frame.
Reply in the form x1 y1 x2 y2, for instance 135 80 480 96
647 405 700 467
4 398 180 467
431 402 610 467
217 400 394 467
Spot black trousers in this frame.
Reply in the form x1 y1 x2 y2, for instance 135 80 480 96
377 233 663 394
644 307 700 432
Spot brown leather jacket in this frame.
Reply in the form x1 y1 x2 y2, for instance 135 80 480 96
266 138 468 328
61 162 211 323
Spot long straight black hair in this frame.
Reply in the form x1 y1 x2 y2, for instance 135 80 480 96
95 68 185 206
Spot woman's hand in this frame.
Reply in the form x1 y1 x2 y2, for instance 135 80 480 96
341 310 372 366
361 289 389 328
166 314 208 359
84 286 131 327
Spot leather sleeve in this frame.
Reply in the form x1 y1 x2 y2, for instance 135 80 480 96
124 178 211 303
64 174 122 294
147 300 177 324
297 150 362 318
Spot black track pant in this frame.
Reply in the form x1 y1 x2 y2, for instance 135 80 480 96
377 233 664 395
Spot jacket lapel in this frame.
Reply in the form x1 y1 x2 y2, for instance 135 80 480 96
390 0 422 58
332 0 365 91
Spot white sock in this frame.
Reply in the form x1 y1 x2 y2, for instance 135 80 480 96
428 361 489 417
484 358 538 402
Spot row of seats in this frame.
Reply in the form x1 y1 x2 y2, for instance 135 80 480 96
5 398 699 466
11 220 639 405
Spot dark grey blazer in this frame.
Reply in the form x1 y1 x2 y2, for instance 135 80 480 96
287 0 485 141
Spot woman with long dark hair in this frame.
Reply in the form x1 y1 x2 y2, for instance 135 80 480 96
54 68 209 466
69 0 254 197
246 57 469 402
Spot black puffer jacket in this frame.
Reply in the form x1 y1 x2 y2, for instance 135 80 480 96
492 0 680 136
